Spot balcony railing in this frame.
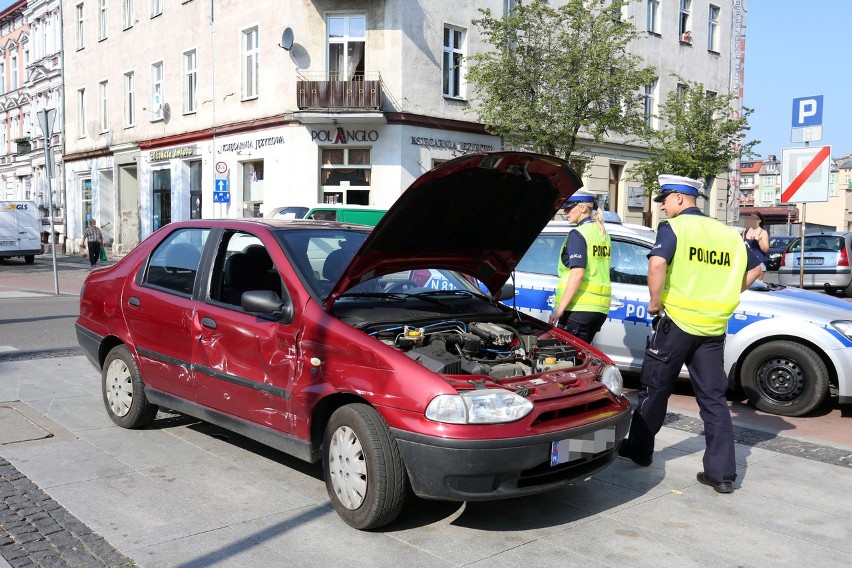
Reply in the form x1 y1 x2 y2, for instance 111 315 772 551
297 72 381 111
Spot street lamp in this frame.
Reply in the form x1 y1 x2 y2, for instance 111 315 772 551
37 108 59 295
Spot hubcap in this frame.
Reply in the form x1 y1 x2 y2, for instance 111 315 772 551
756 357 805 402
105 359 134 417
328 425 367 510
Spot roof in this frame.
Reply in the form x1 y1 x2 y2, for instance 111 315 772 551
740 161 763 174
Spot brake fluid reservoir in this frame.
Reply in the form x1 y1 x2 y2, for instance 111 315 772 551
397 326 425 349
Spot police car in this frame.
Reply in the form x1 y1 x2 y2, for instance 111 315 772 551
509 220 852 417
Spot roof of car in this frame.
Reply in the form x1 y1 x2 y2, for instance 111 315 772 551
540 220 657 240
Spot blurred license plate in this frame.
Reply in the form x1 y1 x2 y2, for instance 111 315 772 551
550 426 616 466
797 258 824 265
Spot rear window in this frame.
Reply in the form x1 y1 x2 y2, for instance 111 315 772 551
789 236 845 253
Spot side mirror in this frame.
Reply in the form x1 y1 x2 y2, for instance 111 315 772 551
241 289 295 324
494 282 516 301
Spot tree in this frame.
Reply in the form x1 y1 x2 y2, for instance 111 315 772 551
466 0 656 161
629 78 759 194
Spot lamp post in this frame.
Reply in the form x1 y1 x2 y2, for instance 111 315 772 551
37 108 59 295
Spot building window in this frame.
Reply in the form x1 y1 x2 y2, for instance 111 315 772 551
189 160 202 219
76 4 84 49
152 168 171 230
242 160 264 218
99 80 108 132
0 63 4 95
151 61 163 121
320 148 371 205
647 0 660 34
442 26 465 99
10 54 17 90
124 71 135 126
82 178 93 228
643 79 657 128
98 0 108 40
122 0 133 29
679 0 692 41
708 4 720 52
77 88 86 138
328 15 365 81
151 0 162 18
741 175 753 186
242 26 259 99
183 49 197 114
676 82 687 100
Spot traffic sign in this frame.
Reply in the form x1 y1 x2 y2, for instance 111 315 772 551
780 146 831 203
213 179 230 203
215 161 228 175
791 95 823 127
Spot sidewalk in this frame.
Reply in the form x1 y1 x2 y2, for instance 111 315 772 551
1 355 851 567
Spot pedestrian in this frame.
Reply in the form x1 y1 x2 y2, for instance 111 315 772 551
742 212 769 271
617 174 763 494
548 189 611 344
83 219 104 268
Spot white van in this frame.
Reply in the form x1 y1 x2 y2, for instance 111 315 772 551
0 201 44 264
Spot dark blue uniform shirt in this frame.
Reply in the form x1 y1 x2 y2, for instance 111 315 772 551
561 218 596 269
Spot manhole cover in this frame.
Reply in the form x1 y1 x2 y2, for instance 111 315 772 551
0 405 54 444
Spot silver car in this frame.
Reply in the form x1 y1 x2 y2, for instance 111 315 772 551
777 232 852 297
510 220 852 417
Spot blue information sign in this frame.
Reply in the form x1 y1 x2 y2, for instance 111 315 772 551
213 179 230 203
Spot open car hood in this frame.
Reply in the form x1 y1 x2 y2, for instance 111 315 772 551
327 151 583 304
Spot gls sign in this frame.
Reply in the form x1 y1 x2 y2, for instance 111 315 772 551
791 95 823 127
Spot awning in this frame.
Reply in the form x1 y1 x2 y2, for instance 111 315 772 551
739 206 799 225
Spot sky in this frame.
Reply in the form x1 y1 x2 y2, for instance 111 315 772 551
743 0 852 159
1 0 847 160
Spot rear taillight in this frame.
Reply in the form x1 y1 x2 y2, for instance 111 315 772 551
839 246 849 267
780 252 786 267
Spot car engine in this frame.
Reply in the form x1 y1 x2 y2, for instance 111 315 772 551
371 320 581 380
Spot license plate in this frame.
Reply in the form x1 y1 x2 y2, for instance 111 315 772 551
797 258 824 265
550 426 616 466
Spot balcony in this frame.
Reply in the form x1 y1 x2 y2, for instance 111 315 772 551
296 72 382 112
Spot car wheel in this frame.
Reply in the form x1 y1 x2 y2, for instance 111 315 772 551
322 404 408 530
102 345 159 428
24 255 34 264
740 341 829 417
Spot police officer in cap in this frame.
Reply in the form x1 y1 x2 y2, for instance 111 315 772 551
618 174 763 493
548 189 611 343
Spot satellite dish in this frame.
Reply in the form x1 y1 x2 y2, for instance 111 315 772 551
280 27 294 50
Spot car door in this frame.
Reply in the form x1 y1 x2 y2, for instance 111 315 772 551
191 229 298 434
123 227 209 402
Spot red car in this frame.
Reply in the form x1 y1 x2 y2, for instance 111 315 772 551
76 152 630 529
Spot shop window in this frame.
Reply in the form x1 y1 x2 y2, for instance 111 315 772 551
189 160 202 219
242 160 264 218
152 168 171 230
321 148 371 205
81 178 92 228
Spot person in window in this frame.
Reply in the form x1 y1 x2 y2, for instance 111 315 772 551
547 189 611 343
82 219 104 268
681 30 692 43
742 212 769 271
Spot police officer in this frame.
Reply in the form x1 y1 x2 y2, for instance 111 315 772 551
548 189 611 343
618 174 763 493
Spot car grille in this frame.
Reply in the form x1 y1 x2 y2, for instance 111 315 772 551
530 397 614 427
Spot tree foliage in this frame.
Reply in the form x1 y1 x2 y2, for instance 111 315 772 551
629 78 759 193
466 0 656 160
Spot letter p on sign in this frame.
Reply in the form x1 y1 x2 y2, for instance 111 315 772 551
792 95 823 127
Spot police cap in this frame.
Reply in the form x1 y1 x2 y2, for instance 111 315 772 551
654 174 704 202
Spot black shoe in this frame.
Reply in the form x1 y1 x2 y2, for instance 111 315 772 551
617 440 652 467
697 472 734 494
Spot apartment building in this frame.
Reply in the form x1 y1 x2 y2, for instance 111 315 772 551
0 0 64 244
61 0 745 254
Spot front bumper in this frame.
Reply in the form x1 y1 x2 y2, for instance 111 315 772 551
391 408 630 501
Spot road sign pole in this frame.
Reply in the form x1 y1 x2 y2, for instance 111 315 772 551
37 109 59 296
799 140 808 289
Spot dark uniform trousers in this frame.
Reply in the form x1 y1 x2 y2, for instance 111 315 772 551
625 314 737 483
558 311 607 344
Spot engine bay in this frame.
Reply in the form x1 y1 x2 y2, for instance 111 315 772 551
369 319 584 380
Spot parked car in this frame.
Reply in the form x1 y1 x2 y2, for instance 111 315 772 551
765 235 795 271
265 205 310 219
509 221 852 417
75 152 630 530
268 204 387 226
777 232 852 296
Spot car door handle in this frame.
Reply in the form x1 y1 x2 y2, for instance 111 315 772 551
200 317 217 330
128 296 140 307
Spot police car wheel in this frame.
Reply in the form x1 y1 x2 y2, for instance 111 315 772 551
740 341 829 417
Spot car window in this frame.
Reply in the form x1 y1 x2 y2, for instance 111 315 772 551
209 231 283 308
516 235 562 276
274 228 369 297
610 239 650 285
144 228 209 295
789 236 845 253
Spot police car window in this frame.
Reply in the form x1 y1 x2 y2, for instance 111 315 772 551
610 239 649 285
516 235 562 276
145 228 209 295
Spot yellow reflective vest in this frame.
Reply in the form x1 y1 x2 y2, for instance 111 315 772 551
663 215 748 336
556 221 611 314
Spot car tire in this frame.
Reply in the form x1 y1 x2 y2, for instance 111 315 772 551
102 345 159 428
322 404 408 530
740 341 829 417
24 255 34 264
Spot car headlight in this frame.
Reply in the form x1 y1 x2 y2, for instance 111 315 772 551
425 389 533 424
831 320 852 341
598 365 624 397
